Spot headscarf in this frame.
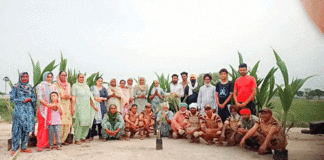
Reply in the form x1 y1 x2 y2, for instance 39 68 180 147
161 102 169 109
107 104 118 127
151 80 163 95
73 74 93 98
179 103 188 109
136 77 148 91
56 72 70 93
39 71 54 126
108 78 127 110
14 72 33 93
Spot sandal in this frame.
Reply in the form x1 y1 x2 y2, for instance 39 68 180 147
37 147 43 152
75 141 82 145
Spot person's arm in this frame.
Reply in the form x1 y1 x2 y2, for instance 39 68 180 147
134 116 139 126
9 86 22 104
242 78 257 107
148 93 155 99
58 104 63 115
242 88 256 107
124 114 132 123
240 123 259 147
144 85 149 99
138 113 144 121
220 120 229 140
233 81 240 108
166 112 173 125
179 85 184 98
197 88 202 110
116 114 125 133
171 112 182 130
101 115 111 133
211 87 217 112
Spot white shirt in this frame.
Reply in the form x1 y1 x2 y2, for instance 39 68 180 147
197 84 217 114
166 83 184 102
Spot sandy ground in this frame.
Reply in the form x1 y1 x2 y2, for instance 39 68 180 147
0 122 323 160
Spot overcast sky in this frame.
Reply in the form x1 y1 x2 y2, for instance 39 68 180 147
1 0 324 93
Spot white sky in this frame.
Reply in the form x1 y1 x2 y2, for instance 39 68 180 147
1 0 324 93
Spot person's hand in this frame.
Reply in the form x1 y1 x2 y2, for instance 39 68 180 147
241 102 247 108
94 107 99 112
212 109 216 113
112 93 116 97
144 119 149 124
129 98 134 102
258 144 267 154
240 138 246 148
71 108 75 116
102 98 107 101
219 104 224 109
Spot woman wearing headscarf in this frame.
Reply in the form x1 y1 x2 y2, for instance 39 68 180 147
134 77 149 113
101 104 125 141
120 79 130 116
107 78 126 113
149 80 165 112
72 73 98 145
156 102 174 138
53 71 73 145
36 72 58 152
88 77 108 140
9 72 36 156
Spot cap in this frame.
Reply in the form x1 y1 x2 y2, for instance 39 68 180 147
204 104 212 109
189 103 198 110
259 108 272 114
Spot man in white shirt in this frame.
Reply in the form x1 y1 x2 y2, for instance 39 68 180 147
167 74 184 104
197 73 217 114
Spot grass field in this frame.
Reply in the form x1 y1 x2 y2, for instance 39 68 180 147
1 98 323 127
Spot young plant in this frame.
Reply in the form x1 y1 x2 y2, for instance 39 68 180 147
273 49 314 138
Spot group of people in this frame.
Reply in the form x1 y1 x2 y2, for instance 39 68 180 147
9 63 286 156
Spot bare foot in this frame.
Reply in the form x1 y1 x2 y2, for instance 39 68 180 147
21 149 33 153
10 151 16 156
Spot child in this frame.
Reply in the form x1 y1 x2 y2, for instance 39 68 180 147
47 92 63 150
216 68 233 123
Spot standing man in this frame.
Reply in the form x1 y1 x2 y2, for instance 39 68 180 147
233 63 257 115
167 74 184 109
197 74 217 114
180 72 189 102
184 74 199 105
126 78 135 107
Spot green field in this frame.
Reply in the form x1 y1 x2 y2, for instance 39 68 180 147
1 98 323 127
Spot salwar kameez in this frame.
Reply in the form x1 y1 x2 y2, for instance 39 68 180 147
54 80 72 142
36 72 58 148
72 80 96 141
9 74 36 151
101 113 125 140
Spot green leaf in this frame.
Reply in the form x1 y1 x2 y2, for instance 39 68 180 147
273 49 289 85
28 53 35 69
34 61 42 87
41 60 57 75
249 61 260 79
238 51 244 64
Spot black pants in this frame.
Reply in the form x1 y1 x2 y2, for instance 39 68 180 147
89 123 102 138
239 101 256 115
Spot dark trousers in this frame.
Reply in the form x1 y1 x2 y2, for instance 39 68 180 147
88 123 103 138
239 101 256 115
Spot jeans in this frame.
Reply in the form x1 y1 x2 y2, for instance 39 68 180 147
48 125 61 147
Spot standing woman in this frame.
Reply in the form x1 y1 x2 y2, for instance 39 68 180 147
107 78 126 112
9 72 36 156
149 80 164 113
134 77 149 113
120 79 130 116
72 73 98 145
53 71 73 145
89 77 108 140
36 72 58 152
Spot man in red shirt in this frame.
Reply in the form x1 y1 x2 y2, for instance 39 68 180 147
233 63 257 115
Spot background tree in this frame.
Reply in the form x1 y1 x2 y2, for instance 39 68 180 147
296 91 304 97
